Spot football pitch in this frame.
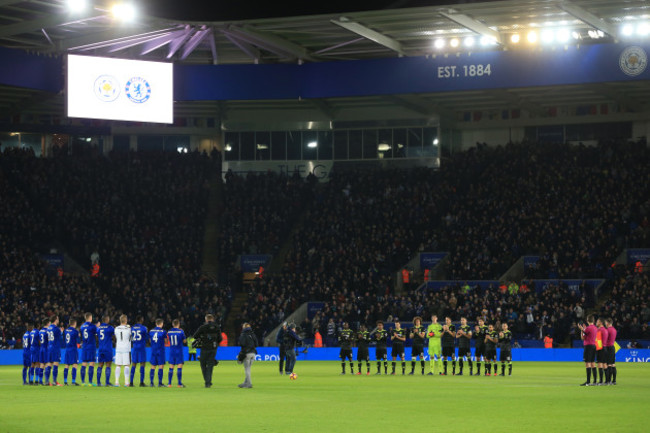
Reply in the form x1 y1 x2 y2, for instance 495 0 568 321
0 361 647 433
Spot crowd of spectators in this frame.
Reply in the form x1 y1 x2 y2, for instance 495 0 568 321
0 148 230 346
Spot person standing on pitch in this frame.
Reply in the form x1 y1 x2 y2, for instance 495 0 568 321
409 316 426 375
276 322 287 375
426 315 443 375
237 322 258 388
578 315 597 386
604 318 617 385
193 314 222 388
356 324 371 375
473 318 488 376
283 323 302 375
456 317 473 376
372 321 388 374
339 322 354 374
441 317 456 375
114 315 132 387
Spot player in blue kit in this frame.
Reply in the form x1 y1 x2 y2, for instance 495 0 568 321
96 315 115 386
46 315 63 386
80 312 98 386
63 319 80 386
29 323 40 385
167 319 187 388
130 316 149 387
22 324 32 385
39 317 50 385
149 318 166 387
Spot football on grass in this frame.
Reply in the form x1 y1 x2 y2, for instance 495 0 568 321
290 372 298 380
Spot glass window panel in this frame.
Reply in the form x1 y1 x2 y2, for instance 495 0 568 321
407 127 423 157
255 131 270 160
348 130 362 159
363 129 377 159
287 131 301 160
318 131 333 160
303 130 318 160
224 132 239 161
334 130 348 160
271 131 286 160
393 128 407 158
378 129 393 159
240 132 255 160
422 127 438 157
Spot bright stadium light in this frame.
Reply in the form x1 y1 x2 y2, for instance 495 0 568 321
464 36 475 47
307 141 318 148
111 2 137 22
527 30 538 43
622 24 634 36
450 38 459 48
541 29 555 43
480 36 497 46
433 138 439 145
557 28 570 43
638 22 650 36
67 0 87 13
510 33 520 44
434 38 445 49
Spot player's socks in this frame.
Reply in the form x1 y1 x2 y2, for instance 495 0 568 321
105 367 111 384
612 366 617 382
443 360 448 374
459 359 463 374
591 367 597 382
22 367 27 384
452 360 456 375
476 362 481 375
501 363 505 375
96 367 103 385
598 368 603 383
411 360 416 373
124 366 130 385
53 365 58 383
358 362 362 373
349 362 354 374
376 361 381 373
140 365 145 383
384 361 388 374
44 366 51 383
72 367 77 383
469 360 473 375
367 362 370 374
63 367 69 383
130 366 136 384
150 368 155 385
586 367 591 383
177 368 182 385
158 368 164 385
88 366 94 384
80 365 86 383
508 362 512 375
168 368 174 384
29 367 34 383
421 360 425 374
341 362 345 374
486 363 491 375
401 361 406 374
115 366 121 385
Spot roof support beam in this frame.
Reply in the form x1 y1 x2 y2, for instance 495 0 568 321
139 29 189 55
180 27 210 60
223 25 314 61
438 11 502 44
0 10 102 38
558 1 619 38
60 27 175 51
331 17 405 56
222 32 261 63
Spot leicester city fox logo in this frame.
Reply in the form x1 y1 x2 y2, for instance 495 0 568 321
94 75 120 102
125 77 152 103
619 46 648 77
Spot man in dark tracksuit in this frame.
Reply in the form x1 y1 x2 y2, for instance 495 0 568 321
276 322 287 375
283 323 302 375
193 314 222 388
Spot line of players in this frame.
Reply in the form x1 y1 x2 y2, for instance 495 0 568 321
20 312 188 387
578 315 618 386
337 315 513 377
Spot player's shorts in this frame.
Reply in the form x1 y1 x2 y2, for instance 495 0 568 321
475 344 485 359
168 351 183 366
606 346 616 365
132 348 147 364
357 348 369 362
411 344 424 358
39 348 48 364
48 348 61 363
150 350 165 366
81 347 96 363
457 346 471 359
31 349 39 364
485 348 497 361
339 348 353 360
97 350 113 363
583 344 596 363
115 352 131 366
442 346 455 358
596 349 608 364
64 349 78 365
376 346 387 360
428 344 441 358
391 344 405 359
23 351 31 367
500 349 511 362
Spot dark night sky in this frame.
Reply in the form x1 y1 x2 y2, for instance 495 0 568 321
141 0 493 22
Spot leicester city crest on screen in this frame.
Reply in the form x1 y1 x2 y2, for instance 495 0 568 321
94 75 120 102
125 77 152 103
619 46 648 77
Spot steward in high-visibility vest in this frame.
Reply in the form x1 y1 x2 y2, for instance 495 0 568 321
91 263 100 277
313 331 323 348
544 335 553 348
423 268 430 281
219 331 228 346
401 268 410 284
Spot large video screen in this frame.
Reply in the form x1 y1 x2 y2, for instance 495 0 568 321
67 55 173 124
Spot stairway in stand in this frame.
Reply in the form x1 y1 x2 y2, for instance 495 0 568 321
223 291 249 343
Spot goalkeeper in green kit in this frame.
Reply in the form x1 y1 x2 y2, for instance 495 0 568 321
426 314 443 375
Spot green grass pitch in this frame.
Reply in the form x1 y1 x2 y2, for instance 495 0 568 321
0 361 647 433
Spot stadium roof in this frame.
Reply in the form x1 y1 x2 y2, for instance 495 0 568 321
1 0 650 127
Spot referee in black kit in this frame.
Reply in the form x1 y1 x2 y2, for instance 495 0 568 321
193 314 222 388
